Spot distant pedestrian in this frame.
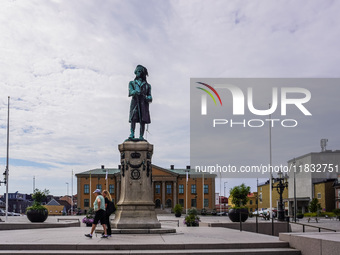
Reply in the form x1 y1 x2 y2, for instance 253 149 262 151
103 190 116 237
85 189 108 238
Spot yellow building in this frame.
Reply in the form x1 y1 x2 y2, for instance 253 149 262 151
45 205 64 216
75 165 216 211
228 192 258 212
313 179 335 212
258 180 288 212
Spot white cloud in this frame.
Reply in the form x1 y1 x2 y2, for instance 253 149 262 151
0 0 339 195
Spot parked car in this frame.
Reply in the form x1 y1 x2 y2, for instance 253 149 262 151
217 212 228 216
13 212 21 216
0 209 5 216
253 209 270 216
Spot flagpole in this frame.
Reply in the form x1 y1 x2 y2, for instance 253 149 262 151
90 171 92 208
105 168 108 189
269 103 273 219
5 96 10 221
71 169 73 215
185 169 189 214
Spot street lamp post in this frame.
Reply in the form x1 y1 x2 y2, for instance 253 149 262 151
224 182 228 212
66 182 69 215
219 172 222 214
272 171 288 221
185 169 189 214
66 182 69 197
293 159 297 223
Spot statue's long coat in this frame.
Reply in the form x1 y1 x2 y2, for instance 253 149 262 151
129 80 152 124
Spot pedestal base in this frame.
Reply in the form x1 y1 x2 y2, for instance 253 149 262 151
112 204 161 229
112 141 161 229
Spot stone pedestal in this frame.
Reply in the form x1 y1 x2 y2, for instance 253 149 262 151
112 141 161 229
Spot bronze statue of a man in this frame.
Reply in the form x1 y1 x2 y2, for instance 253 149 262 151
128 65 152 141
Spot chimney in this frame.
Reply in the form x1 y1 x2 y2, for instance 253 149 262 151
170 165 174 170
186 165 191 170
101 165 105 169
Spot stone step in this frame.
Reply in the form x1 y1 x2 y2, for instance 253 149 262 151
0 248 301 254
0 242 291 251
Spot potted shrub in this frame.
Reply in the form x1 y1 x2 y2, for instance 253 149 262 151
26 189 49 223
297 210 304 219
184 207 200 227
174 204 183 217
228 184 250 222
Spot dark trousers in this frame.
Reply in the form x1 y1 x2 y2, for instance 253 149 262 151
106 214 111 235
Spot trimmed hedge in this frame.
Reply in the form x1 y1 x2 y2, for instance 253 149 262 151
304 212 336 217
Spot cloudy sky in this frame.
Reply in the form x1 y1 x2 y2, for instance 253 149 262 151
0 0 339 196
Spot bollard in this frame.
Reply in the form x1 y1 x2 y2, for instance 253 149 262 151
239 212 242 231
256 215 258 233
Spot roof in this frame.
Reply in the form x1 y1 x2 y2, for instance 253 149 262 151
247 192 257 197
57 199 71 208
75 168 120 176
47 198 60 206
287 150 340 163
258 179 282 187
313 178 336 185
75 164 216 177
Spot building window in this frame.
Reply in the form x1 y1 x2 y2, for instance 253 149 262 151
317 193 321 199
155 184 161 194
109 184 114 194
166 184 172 194
191 184 196 194
260 187 262 191
259 193 262 203
204 184 209 194
179 199 184 207
179 184 184 194
155 199 161 208
250 208 253 212
204 198 209 208
84 184 89 194
166 199 172 208
96 184 102 190
84 199 89 207
250 200 253 205
191 199 197 207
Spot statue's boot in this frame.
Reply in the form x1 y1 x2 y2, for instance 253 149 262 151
129 128 135 139
139 124 145 140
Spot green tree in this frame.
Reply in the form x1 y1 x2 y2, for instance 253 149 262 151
229 183 251 208
333 208 340 219
27 189 50 212
309 198 321 214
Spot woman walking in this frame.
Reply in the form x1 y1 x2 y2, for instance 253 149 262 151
103 190 114 237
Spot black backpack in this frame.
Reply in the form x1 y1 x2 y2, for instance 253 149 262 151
106 200 116 215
